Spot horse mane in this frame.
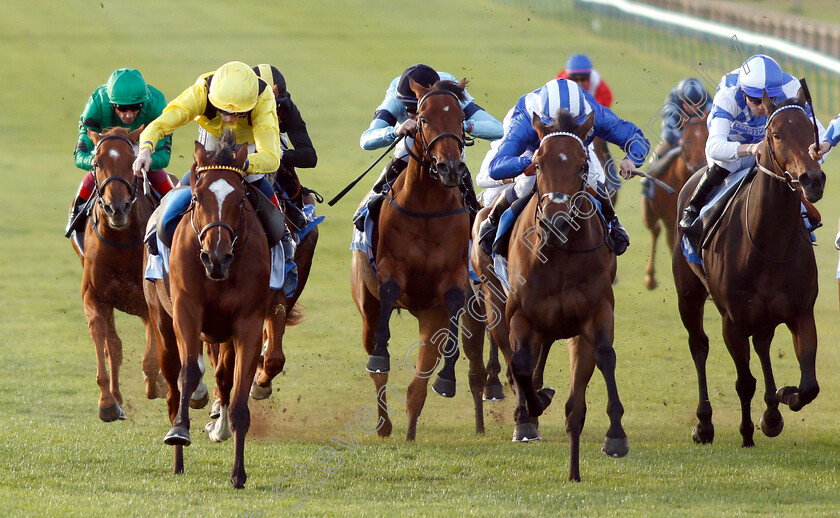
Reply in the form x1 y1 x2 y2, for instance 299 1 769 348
432 79 468 103
99 126 130 136
549 108 581 133
207 129 240 166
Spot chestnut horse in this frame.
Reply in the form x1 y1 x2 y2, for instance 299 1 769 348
351 79 473 441
673 93 825 447
144 130 278 488
74 126 165 422
473 109 628 481
641 114 708 289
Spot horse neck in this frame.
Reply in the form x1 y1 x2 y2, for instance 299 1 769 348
398 153 456 210
746 157 803 246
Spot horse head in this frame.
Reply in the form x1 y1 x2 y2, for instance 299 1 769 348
760 90 825 203
680 112 709 176
530 108 595 248
87 126 143 229
190 130 250 281
409 78 469 187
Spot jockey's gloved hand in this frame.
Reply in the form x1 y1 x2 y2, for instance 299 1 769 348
395 117 418 137
133 147 152 177
810 141 831 161
618 157 637 180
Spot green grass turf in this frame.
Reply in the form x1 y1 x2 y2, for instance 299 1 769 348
2 0 840 516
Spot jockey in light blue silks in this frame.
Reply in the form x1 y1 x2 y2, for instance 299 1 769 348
475 78 650 256
679 54 827 233
353 64 503 228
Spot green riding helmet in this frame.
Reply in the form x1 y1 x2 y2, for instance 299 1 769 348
106 68 149 105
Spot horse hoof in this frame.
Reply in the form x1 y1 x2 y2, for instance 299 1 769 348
206 420 232 443
482 382 505 402
603 437 629 458
209 398 221 419
760 412 784 438
512 423 541 442
98 402 125 422
365 355 390 374
432 376 456 398
645 275 658 290
250 380 272 400
189 382 209 409
691 424 714 444
164 426 191 446
377 419 393 438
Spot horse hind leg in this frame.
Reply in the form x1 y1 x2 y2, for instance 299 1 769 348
459 287 488 434
483 333 505 401
406 308 450 441
752 330 783 438
141 316 167 399
252 294 288 400
722 320 757 447
206 341 235 442
432 287 466 398
367 279 402 374
642 199 661 290
228 325 262 489
357 280 392 437
565 336 595 482
188 352 210 410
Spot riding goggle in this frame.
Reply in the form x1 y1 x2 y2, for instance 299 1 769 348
112 103 144 112
218 108 248 118
744 94 763 105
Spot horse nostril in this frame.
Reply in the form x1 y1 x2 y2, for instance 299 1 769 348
122 202 132 214
104 204 115 216
799 175 811 188
458 162 468 177
221 254 234 271
200 252 212 270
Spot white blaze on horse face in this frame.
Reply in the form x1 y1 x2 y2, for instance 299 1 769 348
443 105 450 112
209 179 235 219
109 149 120 160
558 153 568 162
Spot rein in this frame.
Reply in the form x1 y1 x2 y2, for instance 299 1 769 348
755 105 807 191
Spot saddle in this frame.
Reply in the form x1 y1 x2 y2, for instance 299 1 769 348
684 165 754 254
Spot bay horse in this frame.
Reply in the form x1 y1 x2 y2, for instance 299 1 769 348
641 114 708 289
672 92 825 447
75 126 165 422
473 109 629 482
350 78 473 441
144 130 275 488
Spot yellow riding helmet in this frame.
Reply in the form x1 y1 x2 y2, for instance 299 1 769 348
208 61 258 113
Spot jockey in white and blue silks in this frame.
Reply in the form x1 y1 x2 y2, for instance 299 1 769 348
354 64 503 228
475 78 649 256
679 54 826 232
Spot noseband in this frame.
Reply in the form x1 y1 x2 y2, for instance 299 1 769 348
756 104 808 191
92 134 139 208
189 165 256 254
408 89 469 181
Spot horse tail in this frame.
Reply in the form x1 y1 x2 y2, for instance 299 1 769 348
285 302 305 327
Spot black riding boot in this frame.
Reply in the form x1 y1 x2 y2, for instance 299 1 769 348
594 185 630 256
478 192 514 255
679 164 728 232
284 200 308 232
64 195 87 237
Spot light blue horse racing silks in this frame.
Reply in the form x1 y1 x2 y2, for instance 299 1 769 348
145 187 324 297
350 202 480 282
680 168 816 266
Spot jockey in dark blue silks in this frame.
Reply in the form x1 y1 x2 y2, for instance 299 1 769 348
353 64 503 228
646 78 713 179
679 54 826 233
475 78 649 256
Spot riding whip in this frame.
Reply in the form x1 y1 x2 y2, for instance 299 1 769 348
328 135 405 206
633 169 676 194
798 78 820 148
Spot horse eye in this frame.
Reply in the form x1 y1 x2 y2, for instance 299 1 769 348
773 132 781 139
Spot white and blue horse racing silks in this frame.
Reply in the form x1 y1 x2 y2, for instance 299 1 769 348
475 78 649 204
706 61 826 175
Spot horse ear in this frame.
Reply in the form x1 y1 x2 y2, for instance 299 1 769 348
409 77 431 102
194 140 208 166
762 91 776 115
127 125 144 144
233 142 249 169
87 129 102 146
576 111 595 141
796 86 808 106
531 111 549 137
272 84 281 101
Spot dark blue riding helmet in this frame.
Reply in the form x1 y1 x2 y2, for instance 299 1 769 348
397 64 440 113
677 78 709 108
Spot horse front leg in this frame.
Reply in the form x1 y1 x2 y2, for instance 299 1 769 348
674 254 714 444
751 329 783 438
229 320 263 489
509 312 553 423
565 336 593 482
778 314 820 411
583 302 628 462
641 198 661 290
141 316 167 399
432 287 466 398
164 306 203 447
722 319 756 448
483 333 506 401
83 290 124 422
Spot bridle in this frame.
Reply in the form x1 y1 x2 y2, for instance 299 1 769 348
406 89 470 181
533 131 606 252
92 134 139 210
189 165 256 254
755 104 809 191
